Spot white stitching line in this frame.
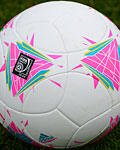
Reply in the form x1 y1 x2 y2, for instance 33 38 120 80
0 71 115 113
12 3 109 54
66 108 112 148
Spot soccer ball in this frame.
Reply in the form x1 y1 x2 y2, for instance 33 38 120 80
0 1 120 148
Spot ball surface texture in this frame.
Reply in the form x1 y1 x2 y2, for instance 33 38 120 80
0 1 120 148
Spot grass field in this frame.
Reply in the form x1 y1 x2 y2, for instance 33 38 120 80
0 0 120 150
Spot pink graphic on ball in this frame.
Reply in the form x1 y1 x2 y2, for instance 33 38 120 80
0 34 63 103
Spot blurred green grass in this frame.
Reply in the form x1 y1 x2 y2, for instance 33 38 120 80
0 0 120 150
0 0 120 30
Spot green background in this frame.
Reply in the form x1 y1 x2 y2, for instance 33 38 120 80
0 0 120 150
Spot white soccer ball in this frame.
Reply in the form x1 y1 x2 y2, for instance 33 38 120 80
0 1 120 148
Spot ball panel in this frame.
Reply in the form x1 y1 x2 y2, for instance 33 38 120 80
22 73 68 113
16 22 66 53
5 89 23 112
58 72 112 126
16 2 70 23
21 109 78 148
15 2 71 53
67 109 112 148
54 2 107 52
